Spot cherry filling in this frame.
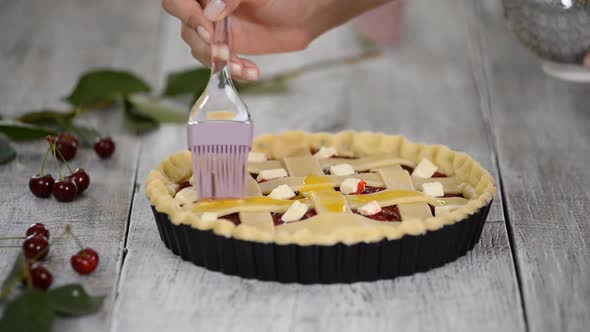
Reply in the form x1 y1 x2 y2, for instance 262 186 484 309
272 209 317 226
178 181 192 191
354 186 386 194
223 213 241 226
355 205 401 222
402 165 447 178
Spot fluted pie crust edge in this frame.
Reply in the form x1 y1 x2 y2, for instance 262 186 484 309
145 131 496 246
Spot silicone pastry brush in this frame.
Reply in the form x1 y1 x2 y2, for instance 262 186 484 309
187 16 253 199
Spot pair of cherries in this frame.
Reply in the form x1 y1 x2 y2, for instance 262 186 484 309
22 223 99 290
50 133 116 161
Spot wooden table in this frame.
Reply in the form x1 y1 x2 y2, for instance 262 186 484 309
1 0 588 331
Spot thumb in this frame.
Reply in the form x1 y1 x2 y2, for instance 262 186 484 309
584 52 590 68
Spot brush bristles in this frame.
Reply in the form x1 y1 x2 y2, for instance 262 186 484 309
190 145 250 199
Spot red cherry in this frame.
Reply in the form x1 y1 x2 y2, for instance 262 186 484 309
25 223 49 239
26 263 53 290
29 174 55 198
57 132 79 146
66 168 90 193
70 248 99 275
55 140 77 161
22 234 49 260
51 179 77 202
48 134 78 161
94 137 115 159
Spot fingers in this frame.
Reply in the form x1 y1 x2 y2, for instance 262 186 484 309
182 24 260 80
237 57 260 80
229 56 260 81
584 52 590 68
162 0 213 35
200 0 244 21
181 24 211 66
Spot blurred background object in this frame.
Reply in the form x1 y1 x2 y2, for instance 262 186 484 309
352 0 405 47
502 0 590 81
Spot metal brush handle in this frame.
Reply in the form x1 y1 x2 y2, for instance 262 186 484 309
189 16 250 123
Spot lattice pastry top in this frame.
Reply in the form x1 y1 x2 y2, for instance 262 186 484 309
145 131 495 245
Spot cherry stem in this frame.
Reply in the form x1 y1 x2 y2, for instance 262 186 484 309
50 142 64 179
68 226 84 250
0 236 26 240
53 143 74 174
40 144 52 175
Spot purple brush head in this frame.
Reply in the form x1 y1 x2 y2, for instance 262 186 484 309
187 121 252 199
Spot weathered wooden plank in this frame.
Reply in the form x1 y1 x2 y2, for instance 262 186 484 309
0 0 161 117
0 0 161 331
474 1 590 331
112 0 525 331
0 138 139 332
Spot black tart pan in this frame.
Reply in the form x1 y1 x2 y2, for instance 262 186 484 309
151 201 492 284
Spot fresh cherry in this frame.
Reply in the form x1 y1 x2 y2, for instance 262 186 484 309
22 234 49 260
71 248 99 275
57 132 79 146
25 223 49 239
26 263 53 290
48 134 78 161
66 168 90 193
94 137 115 159
51 179 77 202
29 174 55 198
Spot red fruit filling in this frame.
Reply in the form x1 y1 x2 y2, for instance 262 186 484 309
355 205 401 222
272 209 318 226
178 181 192 191
223 213 241 226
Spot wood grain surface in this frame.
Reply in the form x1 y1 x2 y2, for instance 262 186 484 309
0 0 159 330
475 2 590 331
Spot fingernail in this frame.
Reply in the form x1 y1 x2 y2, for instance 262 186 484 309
244 68 258 80
230 62 242 76
204 0 225 21
584 54 590 68
212 44 229 60
196 25 210 43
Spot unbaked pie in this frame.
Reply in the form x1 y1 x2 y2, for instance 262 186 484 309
146 131 495 283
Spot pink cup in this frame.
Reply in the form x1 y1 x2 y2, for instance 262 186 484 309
352 0 405 47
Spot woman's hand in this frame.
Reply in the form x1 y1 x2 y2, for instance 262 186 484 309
162 0 390 80
585 52 590 68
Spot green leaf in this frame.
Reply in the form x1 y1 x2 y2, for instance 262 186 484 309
17 110 76 127
64 69 151 107
0 135 16 164
0 120 55 141
123 100 159 134
126 94 187 123
234 78 288 95
71 125 101 148
47 284 105 317
162 67 210 97
0 254 25 299
0 289 55 332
